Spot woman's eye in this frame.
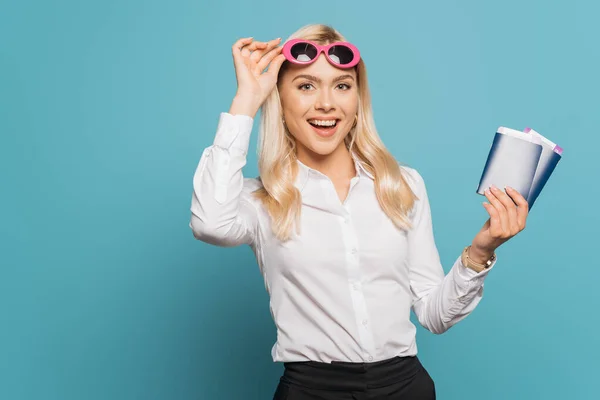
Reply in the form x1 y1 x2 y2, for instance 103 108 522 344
298 83 314 91
337 83 351 90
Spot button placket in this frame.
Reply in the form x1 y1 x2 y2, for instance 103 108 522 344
340 216 376 363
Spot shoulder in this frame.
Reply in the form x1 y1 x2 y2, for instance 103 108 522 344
240 176 265 208
399 164 425 193
242 176 264 193
398 164 430 219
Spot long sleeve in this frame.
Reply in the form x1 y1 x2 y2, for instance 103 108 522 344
405 168 497 334
189 112 259 247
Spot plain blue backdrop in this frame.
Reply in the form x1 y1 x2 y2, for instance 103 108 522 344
1 0 598 399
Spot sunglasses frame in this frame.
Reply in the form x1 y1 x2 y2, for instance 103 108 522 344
282 39 361 69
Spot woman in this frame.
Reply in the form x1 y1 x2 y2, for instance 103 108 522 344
190 24 528 400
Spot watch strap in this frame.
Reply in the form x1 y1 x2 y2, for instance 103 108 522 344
461 245 496 273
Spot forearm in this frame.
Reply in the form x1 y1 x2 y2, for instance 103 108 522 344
189 112 256 246
412 254 491 334
229 94 262 119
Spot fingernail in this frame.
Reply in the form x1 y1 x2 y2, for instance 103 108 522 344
491 185 498 191
506 186 513 191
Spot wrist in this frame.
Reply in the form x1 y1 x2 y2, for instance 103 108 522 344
468 244 495 265
461 245 496 273
229 94 261 118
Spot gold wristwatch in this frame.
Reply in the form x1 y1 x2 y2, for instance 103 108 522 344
461 245 496 273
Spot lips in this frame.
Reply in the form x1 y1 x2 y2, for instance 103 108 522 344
307 119 339 138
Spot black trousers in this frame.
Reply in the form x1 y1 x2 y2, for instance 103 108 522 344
273 355 436 400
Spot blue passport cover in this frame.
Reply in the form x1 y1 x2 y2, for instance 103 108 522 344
477 127 562 210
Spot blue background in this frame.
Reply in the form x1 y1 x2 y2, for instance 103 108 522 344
1 0 598 399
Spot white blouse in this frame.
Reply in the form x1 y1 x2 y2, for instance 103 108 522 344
190 112 497 363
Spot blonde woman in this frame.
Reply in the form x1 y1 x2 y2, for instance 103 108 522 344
190 24 529 400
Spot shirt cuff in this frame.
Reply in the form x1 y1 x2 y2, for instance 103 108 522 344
213 112 254 152
456 253 497 284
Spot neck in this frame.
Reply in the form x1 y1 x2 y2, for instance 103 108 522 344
296 142 355 181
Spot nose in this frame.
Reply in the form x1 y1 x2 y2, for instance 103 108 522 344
314 88 336 112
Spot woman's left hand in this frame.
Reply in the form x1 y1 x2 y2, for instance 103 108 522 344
470 185 529 261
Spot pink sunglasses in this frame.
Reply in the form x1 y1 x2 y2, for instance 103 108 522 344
282 39 361 69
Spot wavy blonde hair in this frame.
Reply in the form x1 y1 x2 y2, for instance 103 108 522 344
253 24 417 241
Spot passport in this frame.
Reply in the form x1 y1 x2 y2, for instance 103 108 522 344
476 126 563 210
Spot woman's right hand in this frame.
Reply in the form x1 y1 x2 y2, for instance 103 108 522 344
229 37 286 118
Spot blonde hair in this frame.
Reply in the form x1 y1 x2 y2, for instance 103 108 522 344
253 24 417 241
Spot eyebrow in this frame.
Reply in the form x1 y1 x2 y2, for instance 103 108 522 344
292 74 355 83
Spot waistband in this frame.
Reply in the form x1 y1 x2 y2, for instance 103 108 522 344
281 355 423 392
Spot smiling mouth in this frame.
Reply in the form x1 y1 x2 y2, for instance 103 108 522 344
306 119 340 137
307 119 339 129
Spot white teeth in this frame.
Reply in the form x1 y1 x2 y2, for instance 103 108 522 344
308 119 337 127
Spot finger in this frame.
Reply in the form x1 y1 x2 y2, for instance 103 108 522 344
251 38 281 64
232 36 254 51
244 41 268 54
255 45 283 73
482 201 500 234
232 37 254 67
242 41 268 58
485 187 509 236
492 186 519 235
488 185 509 237
265 53 287 79
506 186 529 230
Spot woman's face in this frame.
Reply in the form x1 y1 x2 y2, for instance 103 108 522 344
278 53 359 159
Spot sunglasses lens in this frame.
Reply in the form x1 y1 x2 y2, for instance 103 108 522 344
290 42 318 62
327 45 355 65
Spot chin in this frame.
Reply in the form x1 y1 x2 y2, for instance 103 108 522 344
306 137 347 157
308 145 337 157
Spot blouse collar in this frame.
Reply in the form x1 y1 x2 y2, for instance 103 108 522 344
294 151 374 192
